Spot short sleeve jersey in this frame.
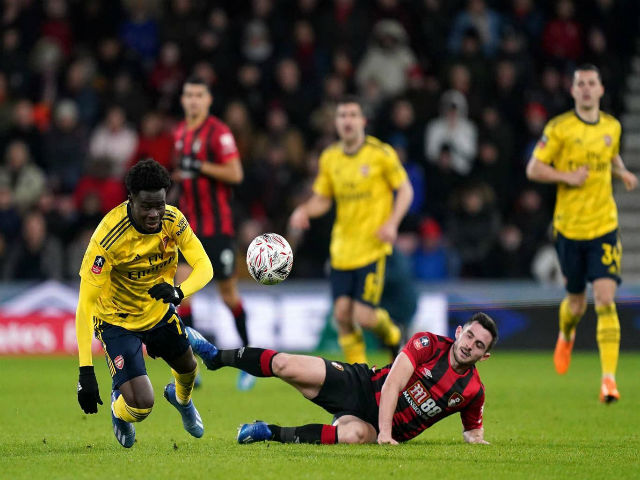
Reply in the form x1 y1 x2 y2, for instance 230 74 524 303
370 332 485 442
532 110 621 240
313 136 408 269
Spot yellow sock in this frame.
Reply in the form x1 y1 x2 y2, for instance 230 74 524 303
371 308 401 347
559 298 582 340
596 303 620 376
171 367 198 405
338 330 367 364
113 394 152 423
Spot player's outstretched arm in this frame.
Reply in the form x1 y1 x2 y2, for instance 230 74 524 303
612 155 638 191
177 233 214 298
526 157 588 187
463 428 489 445
289 193 332 230
378 180 413 244
377 352 414 445
75 279 103 414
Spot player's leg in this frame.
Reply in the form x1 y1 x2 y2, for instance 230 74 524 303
353 257 401 358
95 321 152 448
174 262 202 388
237 415 376 445
554 234 587 374
588 230 622 402
335 296 367 363
593 278 621 403
218 276 249 347
147 309 203 437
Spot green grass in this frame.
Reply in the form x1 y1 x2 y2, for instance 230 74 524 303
1 351 639 480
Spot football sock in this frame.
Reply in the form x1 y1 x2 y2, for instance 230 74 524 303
113 394 152 423
171 367 198 405
596 303 620 376
231 301 249 346
371 308 401 346
215 347 278 377
338 330 367 364
559 297 582 340
269 424 338 444
177 304 193 328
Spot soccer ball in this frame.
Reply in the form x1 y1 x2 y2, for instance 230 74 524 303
246 233 293 285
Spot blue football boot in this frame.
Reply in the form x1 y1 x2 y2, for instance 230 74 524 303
185 326 219 370
237 421 272 444
237 371 257 391
111 390 136 448
163 382 204 438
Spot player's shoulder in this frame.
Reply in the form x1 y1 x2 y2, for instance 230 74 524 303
173 119 187 136
163 204 183 224
599 111 621 129
93 202 131 251
547 110 577 129
364 135 396 157
207 115 231 132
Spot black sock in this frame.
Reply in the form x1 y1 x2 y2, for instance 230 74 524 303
268 424 337 444
232 305 249 346
216 347 277 377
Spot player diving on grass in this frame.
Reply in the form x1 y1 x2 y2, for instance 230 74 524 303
75 159 213 448
186 312 497 445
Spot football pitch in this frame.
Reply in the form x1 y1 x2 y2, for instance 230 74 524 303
1 351 638 480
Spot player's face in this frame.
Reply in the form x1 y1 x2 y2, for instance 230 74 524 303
181 83 212 120
335 103 366 143
571 70 604 110
130 189 166 233
452 322 493 368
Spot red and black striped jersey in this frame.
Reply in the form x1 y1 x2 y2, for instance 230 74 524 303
370 331 485 442
173 115 239 237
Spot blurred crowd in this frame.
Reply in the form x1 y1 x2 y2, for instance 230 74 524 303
0 0 637 282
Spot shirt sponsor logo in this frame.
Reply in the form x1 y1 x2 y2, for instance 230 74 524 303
448 392 464 408
331 361 344 371
407 381 430 405
91 256 105 274
413 336 430 350
114 355 124 370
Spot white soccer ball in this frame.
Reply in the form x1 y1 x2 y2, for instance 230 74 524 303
246 233 293 285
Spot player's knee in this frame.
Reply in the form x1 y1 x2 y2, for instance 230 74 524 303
128 393 154 410
270 353 292 377
568 298 587 316
338 424 369 444
594 290 615 307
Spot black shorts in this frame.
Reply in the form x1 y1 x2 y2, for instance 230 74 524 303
311 359 379 430
555 229 622 294
94 306 190 389
329 256 387 307
179 235 237 280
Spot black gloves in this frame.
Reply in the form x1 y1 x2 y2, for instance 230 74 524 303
180 156 202 173
148 282 184 305
77 366 102 414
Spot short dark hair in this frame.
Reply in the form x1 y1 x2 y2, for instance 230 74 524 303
336 94 364 110
464 312 498 351
573 63 601 82
125 159 171 195
183 75 210 92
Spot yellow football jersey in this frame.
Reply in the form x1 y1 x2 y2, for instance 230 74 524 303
79 202 206 331
313 136 408 269
532 110 621 240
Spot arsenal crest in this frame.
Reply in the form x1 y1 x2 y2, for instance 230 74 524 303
604 135 612 146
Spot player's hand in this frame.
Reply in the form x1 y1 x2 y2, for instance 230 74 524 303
180 156 202 173
621 170 638 191
77 366 103 414
377 432 398 445
565 165 588 187
289 207 310 230
377 220 398 244
148 282 184 305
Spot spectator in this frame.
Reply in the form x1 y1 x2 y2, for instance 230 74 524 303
356 20 417 100
73 158 126 215
119 0 159 65
447 182 500 277
449 0 503 57
425 89 477 176
541 0 583 63
89 105 138 178
43 99 88 193
128 111 173 170
3 208 64 281
2 99 43 168
413 218 457 281
0 181 21 241
0 140 46 213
